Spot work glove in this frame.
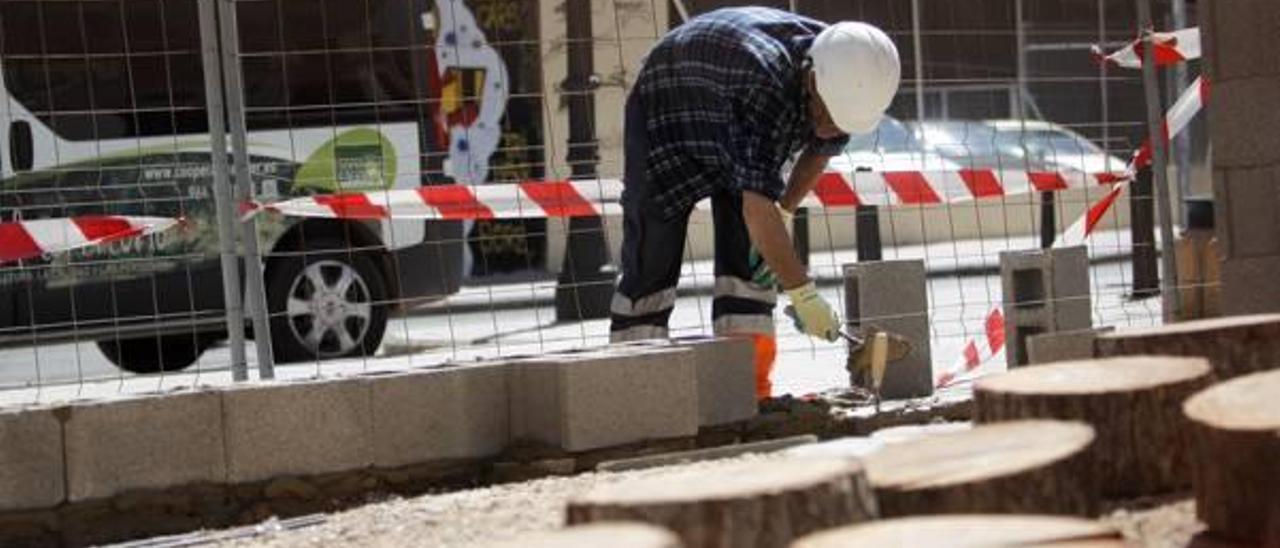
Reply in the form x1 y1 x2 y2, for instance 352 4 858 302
746 207 795 290
784 282 841 342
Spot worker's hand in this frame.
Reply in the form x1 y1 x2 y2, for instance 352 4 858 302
784 282 840 342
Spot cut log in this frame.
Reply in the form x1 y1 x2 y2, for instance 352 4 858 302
862 420 1099 517
565 458 876 548
1183 369 1280 545
793 515 1126 548
1094 313 1280 380
974 356 1212 498
488 523 683 548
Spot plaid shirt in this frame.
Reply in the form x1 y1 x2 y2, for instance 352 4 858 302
631 7 849 219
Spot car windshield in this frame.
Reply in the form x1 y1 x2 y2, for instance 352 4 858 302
845 118 921 154
914 122 1000 159
1001 130 1104 159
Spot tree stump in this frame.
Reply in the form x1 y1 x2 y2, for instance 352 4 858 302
974 356 1212 498
1094 314 1280 380
1183 369 1280 545
489 523 683 548
793 515 1126 548
862 420 1099 517
565 458 877 548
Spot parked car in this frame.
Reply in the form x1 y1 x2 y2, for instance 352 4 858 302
827 117 961 173
912 119 1126 174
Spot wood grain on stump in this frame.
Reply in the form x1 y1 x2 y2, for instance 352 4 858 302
974 356 1212 498
489 523 683 548
1094 314 1280 380
792 515 1126 548
1183 369 1280 545
862 420 1099 517
565 458 876 548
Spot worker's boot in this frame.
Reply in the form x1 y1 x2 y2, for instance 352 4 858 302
846 327 913 390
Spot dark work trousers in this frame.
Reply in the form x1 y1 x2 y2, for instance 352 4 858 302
609 94 777 342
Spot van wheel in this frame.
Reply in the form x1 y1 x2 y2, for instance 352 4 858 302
97 333 219 374
266 246 388 363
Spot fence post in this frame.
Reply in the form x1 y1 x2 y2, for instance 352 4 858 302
217 0 275 378
792 207 810 267
197 0 248 381
556 0 616 321
856 205 883 262
1136 0 1181 321
1130 166 1159 297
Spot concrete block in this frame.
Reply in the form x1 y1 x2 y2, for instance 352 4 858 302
510 346 699 452
619 337 757 426
223 378 373 483
1210 78 1280 169
1203 0 1280 82
64 391 225 502
369 363 510 468
1000 246 1093 367
0 406 64 512
844 260 932 399
1027 327 1113 365
1215 166 1280 260
1221 256 1280 315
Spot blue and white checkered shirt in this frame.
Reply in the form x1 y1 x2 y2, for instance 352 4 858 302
631 7 849 219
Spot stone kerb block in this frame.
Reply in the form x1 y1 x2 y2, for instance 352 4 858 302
1027 327 1112 365
1000 246 1092 367
510 346 699 452
223 378 373 483
1200 0 1280 83
369 362 510 468
64 390 225 502
1209 80 1280 169
0 406 64 512
843 259 932 399
615 336 757 426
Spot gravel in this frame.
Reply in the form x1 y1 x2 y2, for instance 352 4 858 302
213 454 785 548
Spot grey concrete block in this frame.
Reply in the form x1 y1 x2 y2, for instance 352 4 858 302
1221 256 1280 315
369 363 510 468
64 391 225 502
844 260 932 399
0 406 64 511
1203 0 1280 82
1210 78 1280 169
1215 166 1280 260
223 379 373 483
1000 246 1093 367
510 346 699 452
675 337 756 426
1027 327 1113 365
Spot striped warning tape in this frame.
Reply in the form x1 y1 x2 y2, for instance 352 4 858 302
1092 27 1200 69
246 168 1129 222
0 216 181 264
937 69 1210 389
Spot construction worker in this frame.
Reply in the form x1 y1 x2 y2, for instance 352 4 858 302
608 7 902 399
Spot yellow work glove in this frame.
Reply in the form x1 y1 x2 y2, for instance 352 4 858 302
785 282 841 342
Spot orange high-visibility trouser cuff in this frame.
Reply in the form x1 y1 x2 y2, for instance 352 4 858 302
750 333 777 400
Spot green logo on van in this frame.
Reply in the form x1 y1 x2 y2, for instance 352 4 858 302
295 128 397 192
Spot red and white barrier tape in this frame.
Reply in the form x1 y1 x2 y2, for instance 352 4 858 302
1093 27 1200 69
937 70 1210 389
1132 76 1210 170
246 169 1128 222
0 216 180 264
936 308 1005 388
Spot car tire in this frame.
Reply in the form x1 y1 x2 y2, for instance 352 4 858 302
97 333 220 374
266 243 389 364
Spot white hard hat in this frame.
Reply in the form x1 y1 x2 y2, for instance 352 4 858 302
809 22 902 135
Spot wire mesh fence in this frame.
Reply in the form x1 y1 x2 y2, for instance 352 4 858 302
0 0 1210 404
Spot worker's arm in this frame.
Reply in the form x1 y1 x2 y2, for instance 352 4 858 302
779 148 834 213
743 190 809 290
